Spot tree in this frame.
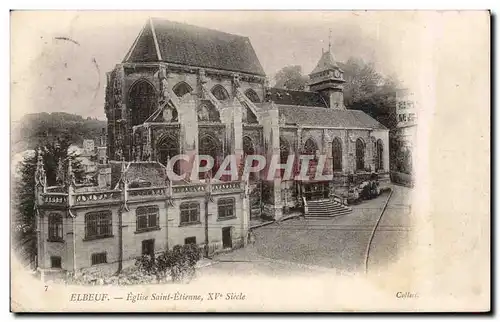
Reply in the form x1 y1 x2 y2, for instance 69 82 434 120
13 135 84 269
339 58 400 129
274 65 309 91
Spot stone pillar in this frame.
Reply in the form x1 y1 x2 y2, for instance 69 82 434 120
65 215 74 272
178 94 198 179
262 106 283 220
241 182 250 246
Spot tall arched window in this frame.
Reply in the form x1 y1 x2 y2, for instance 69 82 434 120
356 138 366 171
157 135 180 175
48 213 63 242
197 102 220 122
172 82 193 98
375 139 384 171
304 138 318 156
243 136 255 156
244 89 261 103
243 136 258 181
332 137 343 172
199 135 222 179
211 85 229 101
128 80 157 126
279 137 291 164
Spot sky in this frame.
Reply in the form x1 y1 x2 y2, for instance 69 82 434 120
11 11 428 122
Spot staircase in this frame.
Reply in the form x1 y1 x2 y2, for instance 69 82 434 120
305 199 352 218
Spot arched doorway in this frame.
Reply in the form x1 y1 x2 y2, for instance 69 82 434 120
332 137 343 172
356 138 366 171
157 135 180 175
375 139 384 172
128 80 157 126
198 134 222 180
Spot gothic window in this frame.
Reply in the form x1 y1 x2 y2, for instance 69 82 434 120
375 139 384 171
172 81 193 98
157 135 180 174
136 206 159 232
199 134 222 179
244 89 261 103
332 137 343 172
197 102 220 122
304 138 318 156
356 138 366 171
180 202 200 224
128 80 157 127
279 137 291 164
243 136 255 156
85 211 112 240
211 85 229 101
48 213 63 242
218 198 235 219
241 102 258 124
243 136 257 180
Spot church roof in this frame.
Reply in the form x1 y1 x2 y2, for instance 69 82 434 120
310 50 339 75
269 88 328 108
277 105 387 130
124 18 266 76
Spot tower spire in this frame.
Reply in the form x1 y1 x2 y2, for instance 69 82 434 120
328 28 332 53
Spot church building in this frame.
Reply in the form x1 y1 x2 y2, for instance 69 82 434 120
34 18 389 278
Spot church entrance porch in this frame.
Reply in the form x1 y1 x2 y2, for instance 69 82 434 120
302 182 330 201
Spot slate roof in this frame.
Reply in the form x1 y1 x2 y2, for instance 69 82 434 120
278 105 388 130
124 18 266 76
310 50 339 75
269 88 328 108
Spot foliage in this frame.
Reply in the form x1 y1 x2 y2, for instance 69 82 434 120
274 65 309 91
274 59 401 129
390 135 413 175
12 112 106 154
339 58 400 129
12 136 85 269
135 244 202 283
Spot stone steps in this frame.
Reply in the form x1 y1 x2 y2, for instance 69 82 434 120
306 199 352 218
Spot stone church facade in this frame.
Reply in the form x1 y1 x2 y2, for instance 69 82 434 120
34 18 389 278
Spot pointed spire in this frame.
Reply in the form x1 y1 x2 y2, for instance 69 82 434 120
67 157 76 188
328 28 332 53
35 148 47 189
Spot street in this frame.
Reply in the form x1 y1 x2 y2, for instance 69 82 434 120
196 185 414 278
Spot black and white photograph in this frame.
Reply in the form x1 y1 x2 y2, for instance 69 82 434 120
9 10 490 312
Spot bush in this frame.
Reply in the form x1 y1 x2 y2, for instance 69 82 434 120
135 244 202 283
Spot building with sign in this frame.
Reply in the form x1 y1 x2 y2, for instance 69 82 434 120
391 88 417 185
34 18 389 278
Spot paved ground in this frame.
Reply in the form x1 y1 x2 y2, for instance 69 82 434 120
196 185 413 278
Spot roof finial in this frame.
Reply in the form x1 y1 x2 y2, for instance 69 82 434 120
328 28 332 53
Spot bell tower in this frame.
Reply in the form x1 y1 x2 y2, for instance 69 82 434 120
308 31 346 110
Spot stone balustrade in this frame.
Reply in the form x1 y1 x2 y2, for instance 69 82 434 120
127 186 167 200
73 190 121 205
41 193 68 206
